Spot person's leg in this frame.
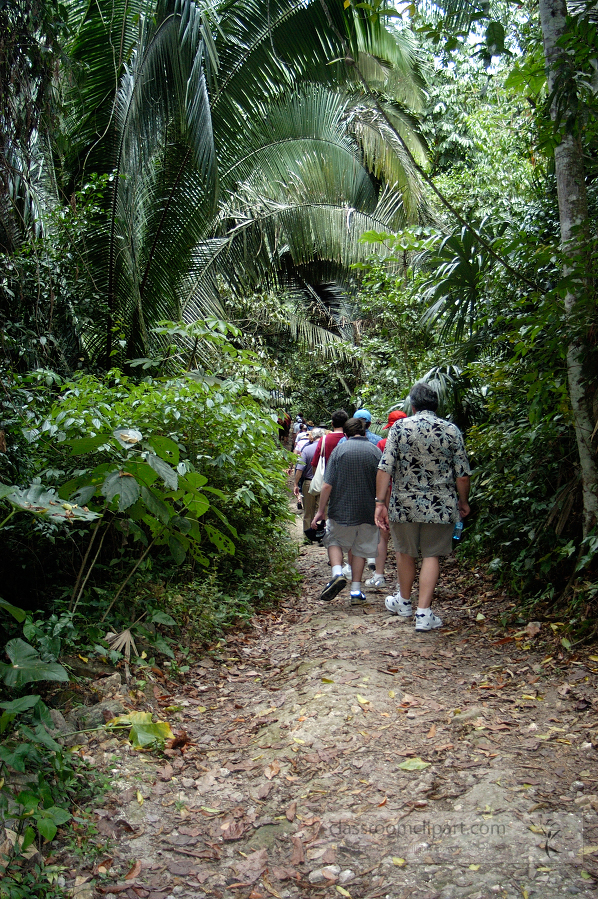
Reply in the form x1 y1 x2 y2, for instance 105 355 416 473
340 548 353 579
350 554 366 589
320 523 350 601
328 544 344 570
417 556 440 609
397 552 416 601
302 483 317 533
375 529 389 575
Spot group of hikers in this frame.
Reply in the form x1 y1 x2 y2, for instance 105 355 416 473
288 382 471 632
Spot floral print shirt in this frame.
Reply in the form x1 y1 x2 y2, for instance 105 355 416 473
378 411 471 523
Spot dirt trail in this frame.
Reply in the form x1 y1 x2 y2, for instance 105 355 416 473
67 511 598 899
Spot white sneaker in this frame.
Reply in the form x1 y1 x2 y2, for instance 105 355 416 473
341 563 352 579
366 557 376 571
415 609 442 631
365 573 386 589
385 594 412 617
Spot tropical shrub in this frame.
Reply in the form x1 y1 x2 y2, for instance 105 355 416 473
0 325 294 625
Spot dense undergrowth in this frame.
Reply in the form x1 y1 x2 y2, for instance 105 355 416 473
0 324 298 889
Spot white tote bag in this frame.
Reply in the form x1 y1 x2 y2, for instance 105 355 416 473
308 436 326 495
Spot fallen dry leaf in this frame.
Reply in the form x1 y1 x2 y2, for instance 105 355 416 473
286 800 297 822
300 814 320 826
257 782 272 799
167 730 191 750
125 859 141 880
264 759 281 780
290 835 305 865
233 848 268 883
222 819 246 841
93 857 112 875
262 873 284 898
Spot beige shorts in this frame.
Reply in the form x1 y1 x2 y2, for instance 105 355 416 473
323 519 380 558
389 521 454 558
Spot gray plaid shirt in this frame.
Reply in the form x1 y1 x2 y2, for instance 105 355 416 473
324 437 382 526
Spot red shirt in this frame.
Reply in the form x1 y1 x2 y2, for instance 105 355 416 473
312 431 346 469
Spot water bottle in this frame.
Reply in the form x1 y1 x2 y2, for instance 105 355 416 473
453 519 464 540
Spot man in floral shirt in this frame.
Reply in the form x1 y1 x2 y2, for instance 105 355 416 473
375 382 470 631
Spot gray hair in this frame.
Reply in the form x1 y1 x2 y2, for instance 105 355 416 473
309 428 325 441
409 382 438 412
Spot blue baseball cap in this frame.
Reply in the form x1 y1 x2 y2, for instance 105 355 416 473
354 409 372 422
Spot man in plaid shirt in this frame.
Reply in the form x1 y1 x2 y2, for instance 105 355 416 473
311 417 382 605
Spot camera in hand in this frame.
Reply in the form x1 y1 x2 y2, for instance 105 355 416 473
304 520 326 543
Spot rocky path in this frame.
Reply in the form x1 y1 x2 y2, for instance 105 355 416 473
64 519 598 899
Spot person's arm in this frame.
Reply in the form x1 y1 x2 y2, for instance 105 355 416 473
374 470 391 531
311 481 332 528
456 475 470 518
312 437 323 469
293 464 304 497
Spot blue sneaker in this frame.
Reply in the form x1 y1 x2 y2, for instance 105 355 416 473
320 574 347 602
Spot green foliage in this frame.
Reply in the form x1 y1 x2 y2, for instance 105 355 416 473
50 0 430 367
0 862 68 899
0 641 69 689
106 711 174 750
0 485 100 526
0 322 293 620
0 606 87 866
0 175 111 373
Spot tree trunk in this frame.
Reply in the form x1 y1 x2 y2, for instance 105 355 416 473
538 0 598 536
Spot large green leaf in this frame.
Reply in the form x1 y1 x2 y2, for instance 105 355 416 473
183 493 210 518
2 485 101 523
67 435 111 455
168 533 188 564
37 818 57 842
0 640 69 688
148 435 180 465
140 484 172 524
204 523 235 555
0 695 41 713
147 453 178 489
0 598 27 623
107 711 174 749
101 470 141 511
181 471 208 490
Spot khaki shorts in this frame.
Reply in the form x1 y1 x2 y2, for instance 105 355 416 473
389 521 454 558
323 519 380 558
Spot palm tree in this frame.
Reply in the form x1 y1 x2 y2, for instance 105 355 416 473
57 0 430 366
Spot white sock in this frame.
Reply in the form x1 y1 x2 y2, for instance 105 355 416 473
332 565 343 577
416 607 431 614
401 595 411 603
351 581 361 593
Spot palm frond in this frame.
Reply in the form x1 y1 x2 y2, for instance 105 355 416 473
352 14 427 110
415 0 488 33
345 101 429 222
